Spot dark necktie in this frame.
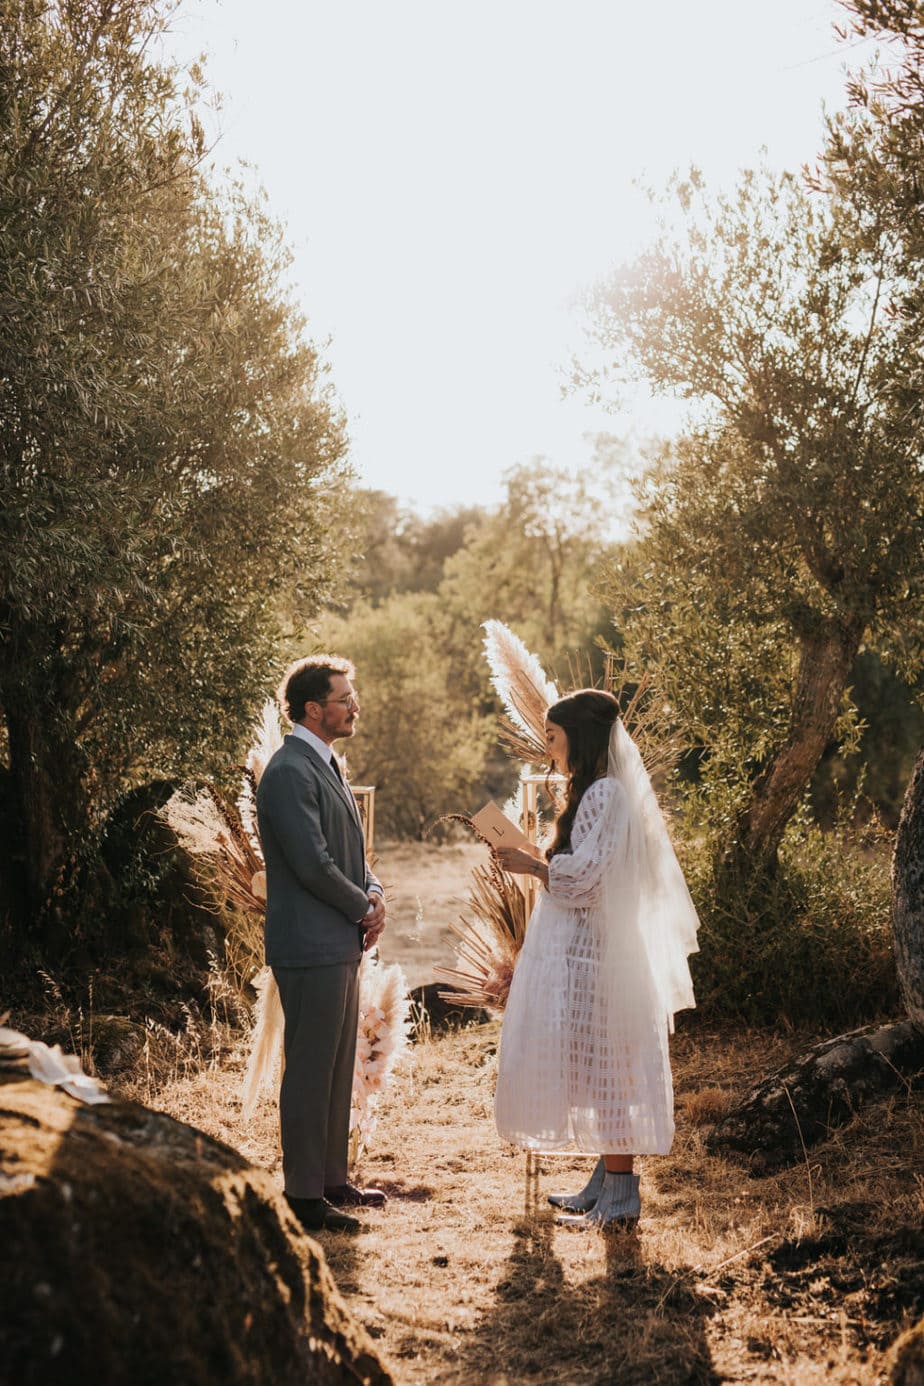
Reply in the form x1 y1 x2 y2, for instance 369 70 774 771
330 755 360 825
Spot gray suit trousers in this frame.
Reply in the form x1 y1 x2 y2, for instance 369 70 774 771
273 961 360 1198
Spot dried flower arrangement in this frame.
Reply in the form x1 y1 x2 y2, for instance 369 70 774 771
161 783 266 918
429 625 557 1013
349 952 413 1164
481 619 559 766
434 623 682 1015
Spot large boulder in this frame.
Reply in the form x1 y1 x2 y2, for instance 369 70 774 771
890 1317 924 1386
0 1078 391 1386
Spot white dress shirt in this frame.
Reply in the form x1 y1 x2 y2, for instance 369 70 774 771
291 722 335 763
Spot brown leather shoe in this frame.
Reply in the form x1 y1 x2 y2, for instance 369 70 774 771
285 1194 360 1232
324 1182 387 1208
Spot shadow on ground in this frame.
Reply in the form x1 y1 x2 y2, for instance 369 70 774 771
375 1178 438 1204
458 1211 719 1385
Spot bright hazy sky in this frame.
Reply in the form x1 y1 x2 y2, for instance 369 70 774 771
162 0 864 514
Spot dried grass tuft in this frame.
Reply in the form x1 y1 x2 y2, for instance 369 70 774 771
682 1085 734 1126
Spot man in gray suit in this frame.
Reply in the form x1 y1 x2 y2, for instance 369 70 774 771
257 654 386 1233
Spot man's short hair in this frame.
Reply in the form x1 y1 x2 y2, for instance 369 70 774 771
277 655 355 725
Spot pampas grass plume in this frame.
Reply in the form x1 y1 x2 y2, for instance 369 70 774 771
162 788 231 860
245 698 285 785
482 620 558 759
240 967 284 1121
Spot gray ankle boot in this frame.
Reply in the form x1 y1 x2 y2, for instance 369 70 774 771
547 1156 606 1212
556 1171 641 1229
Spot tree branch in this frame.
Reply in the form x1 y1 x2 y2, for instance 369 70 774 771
849 258 885 409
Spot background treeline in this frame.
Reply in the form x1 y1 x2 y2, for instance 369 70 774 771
318 473 924 845
2 0 924 1034
315 447 624 839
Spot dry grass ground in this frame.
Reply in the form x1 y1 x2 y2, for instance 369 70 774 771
148 1017 923 1386
106 840 922 1383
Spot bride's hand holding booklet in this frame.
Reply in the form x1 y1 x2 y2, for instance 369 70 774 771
472 801 547 882
471 800 533 852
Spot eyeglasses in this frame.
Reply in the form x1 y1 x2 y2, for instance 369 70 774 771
318 693 359 710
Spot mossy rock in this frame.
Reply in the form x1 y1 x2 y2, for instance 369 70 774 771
410 981 491 1033
88 1014 146 1074
0 1077 392 1386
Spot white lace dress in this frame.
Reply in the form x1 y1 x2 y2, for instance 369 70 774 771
494 777 675 1154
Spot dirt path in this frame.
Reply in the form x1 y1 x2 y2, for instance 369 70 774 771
370 840 485 990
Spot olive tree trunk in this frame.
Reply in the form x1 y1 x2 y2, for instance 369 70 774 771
3 697 91 949
719 616 864 884
892 747 924 1029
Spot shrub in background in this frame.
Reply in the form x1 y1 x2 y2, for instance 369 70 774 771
676 792 897 1028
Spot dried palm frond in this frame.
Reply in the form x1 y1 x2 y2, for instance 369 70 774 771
161 784 265 917
496 714 546 765
556 647 599 694
434 856 531 1013
482 621 681 786
603 655 685 789
483 620 558 764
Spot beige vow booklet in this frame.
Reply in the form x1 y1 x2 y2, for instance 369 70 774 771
472 800 532 851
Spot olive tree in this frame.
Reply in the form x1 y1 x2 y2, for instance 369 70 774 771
587 166 924 886
0 0 348 953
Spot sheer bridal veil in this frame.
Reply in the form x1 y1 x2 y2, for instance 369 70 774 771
602 719 700 1034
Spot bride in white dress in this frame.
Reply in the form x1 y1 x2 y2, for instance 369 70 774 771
494 689 700 1228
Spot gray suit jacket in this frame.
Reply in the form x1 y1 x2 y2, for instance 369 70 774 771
256 734 381 968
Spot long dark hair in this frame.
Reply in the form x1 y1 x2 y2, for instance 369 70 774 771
546 689 619 859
